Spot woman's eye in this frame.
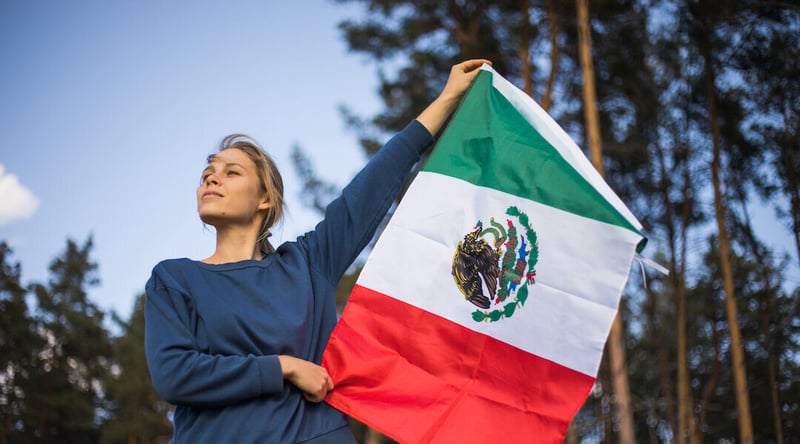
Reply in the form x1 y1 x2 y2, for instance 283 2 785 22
227 170 239 176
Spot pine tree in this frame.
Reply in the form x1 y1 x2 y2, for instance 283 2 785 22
0 243 44 443
101 294 172 444
28 237 111 443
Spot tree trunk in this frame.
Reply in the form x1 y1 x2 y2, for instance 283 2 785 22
541 0 560 112
518 0 533 96
653 142 685 441
364 427 383 444
37 407 47 444
1 410 7 444
701 16 754 444
564 421 578 444
694 315 721 443
675 220 694 444
737 197 785 444
576 0 636 442
576 0 603 170
679 147 701 444
760 274 785 444
676 146 697 444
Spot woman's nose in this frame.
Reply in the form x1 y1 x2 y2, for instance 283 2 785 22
205 174 220 185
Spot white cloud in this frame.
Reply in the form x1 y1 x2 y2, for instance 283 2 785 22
0 164 39 226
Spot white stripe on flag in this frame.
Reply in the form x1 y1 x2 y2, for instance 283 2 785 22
358 171 642 376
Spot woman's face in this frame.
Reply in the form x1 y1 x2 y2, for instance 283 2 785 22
197 148 269 228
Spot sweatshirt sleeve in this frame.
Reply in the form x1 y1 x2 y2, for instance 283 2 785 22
144 267 283 407
303 120 434 282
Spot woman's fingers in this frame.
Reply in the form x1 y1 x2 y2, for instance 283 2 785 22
416 58 493 139
456 58 492 73
302 373 333 403
279 355 335 403
440 59 493 101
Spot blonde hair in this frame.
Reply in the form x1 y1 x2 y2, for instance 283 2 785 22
214 134 285 254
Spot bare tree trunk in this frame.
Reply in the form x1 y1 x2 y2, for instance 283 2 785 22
576 1 636 442
653 142 682 441
762 286 785 444
576 0 603 170
541 0 560 111
643 279 673 444
518 0 533 96
564 421 578 444
606 316 635 442
665 143 697 444
679 147 700 444
694 316 721 443
737 197 785 444
37 407 47 444
701 15 754 444
364 427 383 444
675 221 692 444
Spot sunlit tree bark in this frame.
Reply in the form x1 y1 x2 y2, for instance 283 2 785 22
576 0 635 441
518 0 533 96
700 12 753 444
541 0 559 112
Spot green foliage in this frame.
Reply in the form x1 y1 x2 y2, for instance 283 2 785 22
100 294 172 444
0 238 172 443
26 237 111 443
0 242 45 443
337 0 526 142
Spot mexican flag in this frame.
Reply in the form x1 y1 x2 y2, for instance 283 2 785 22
322 65 645 443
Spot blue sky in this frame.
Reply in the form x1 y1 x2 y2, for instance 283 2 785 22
1 1 797 326
1 1 381 321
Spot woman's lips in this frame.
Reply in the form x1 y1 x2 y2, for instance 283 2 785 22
202 191 223 199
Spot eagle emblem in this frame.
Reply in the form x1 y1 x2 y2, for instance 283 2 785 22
451 206 539 322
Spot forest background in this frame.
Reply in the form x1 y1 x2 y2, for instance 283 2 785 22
1 0 798 443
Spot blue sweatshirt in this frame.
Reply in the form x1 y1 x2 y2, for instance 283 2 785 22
144 121 434 443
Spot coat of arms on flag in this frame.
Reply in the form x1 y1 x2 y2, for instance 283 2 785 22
322 64 646 443
452 206 538 322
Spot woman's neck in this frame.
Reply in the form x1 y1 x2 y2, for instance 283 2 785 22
203 226 263 264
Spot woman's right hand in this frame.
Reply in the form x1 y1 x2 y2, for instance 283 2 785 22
278 355 334 403
416 59 492 136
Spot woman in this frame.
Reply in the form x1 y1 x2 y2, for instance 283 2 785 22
144 59 490 443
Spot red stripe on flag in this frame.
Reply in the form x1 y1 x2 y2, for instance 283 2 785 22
323 284 596 443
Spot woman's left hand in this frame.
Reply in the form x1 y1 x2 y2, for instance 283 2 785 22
278 355 335 403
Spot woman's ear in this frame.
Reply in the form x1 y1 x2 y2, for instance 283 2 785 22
257 194 272 211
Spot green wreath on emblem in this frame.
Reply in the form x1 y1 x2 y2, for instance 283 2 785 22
451 206 539 323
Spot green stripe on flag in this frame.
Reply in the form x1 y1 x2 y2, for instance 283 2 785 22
423 70 640 235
